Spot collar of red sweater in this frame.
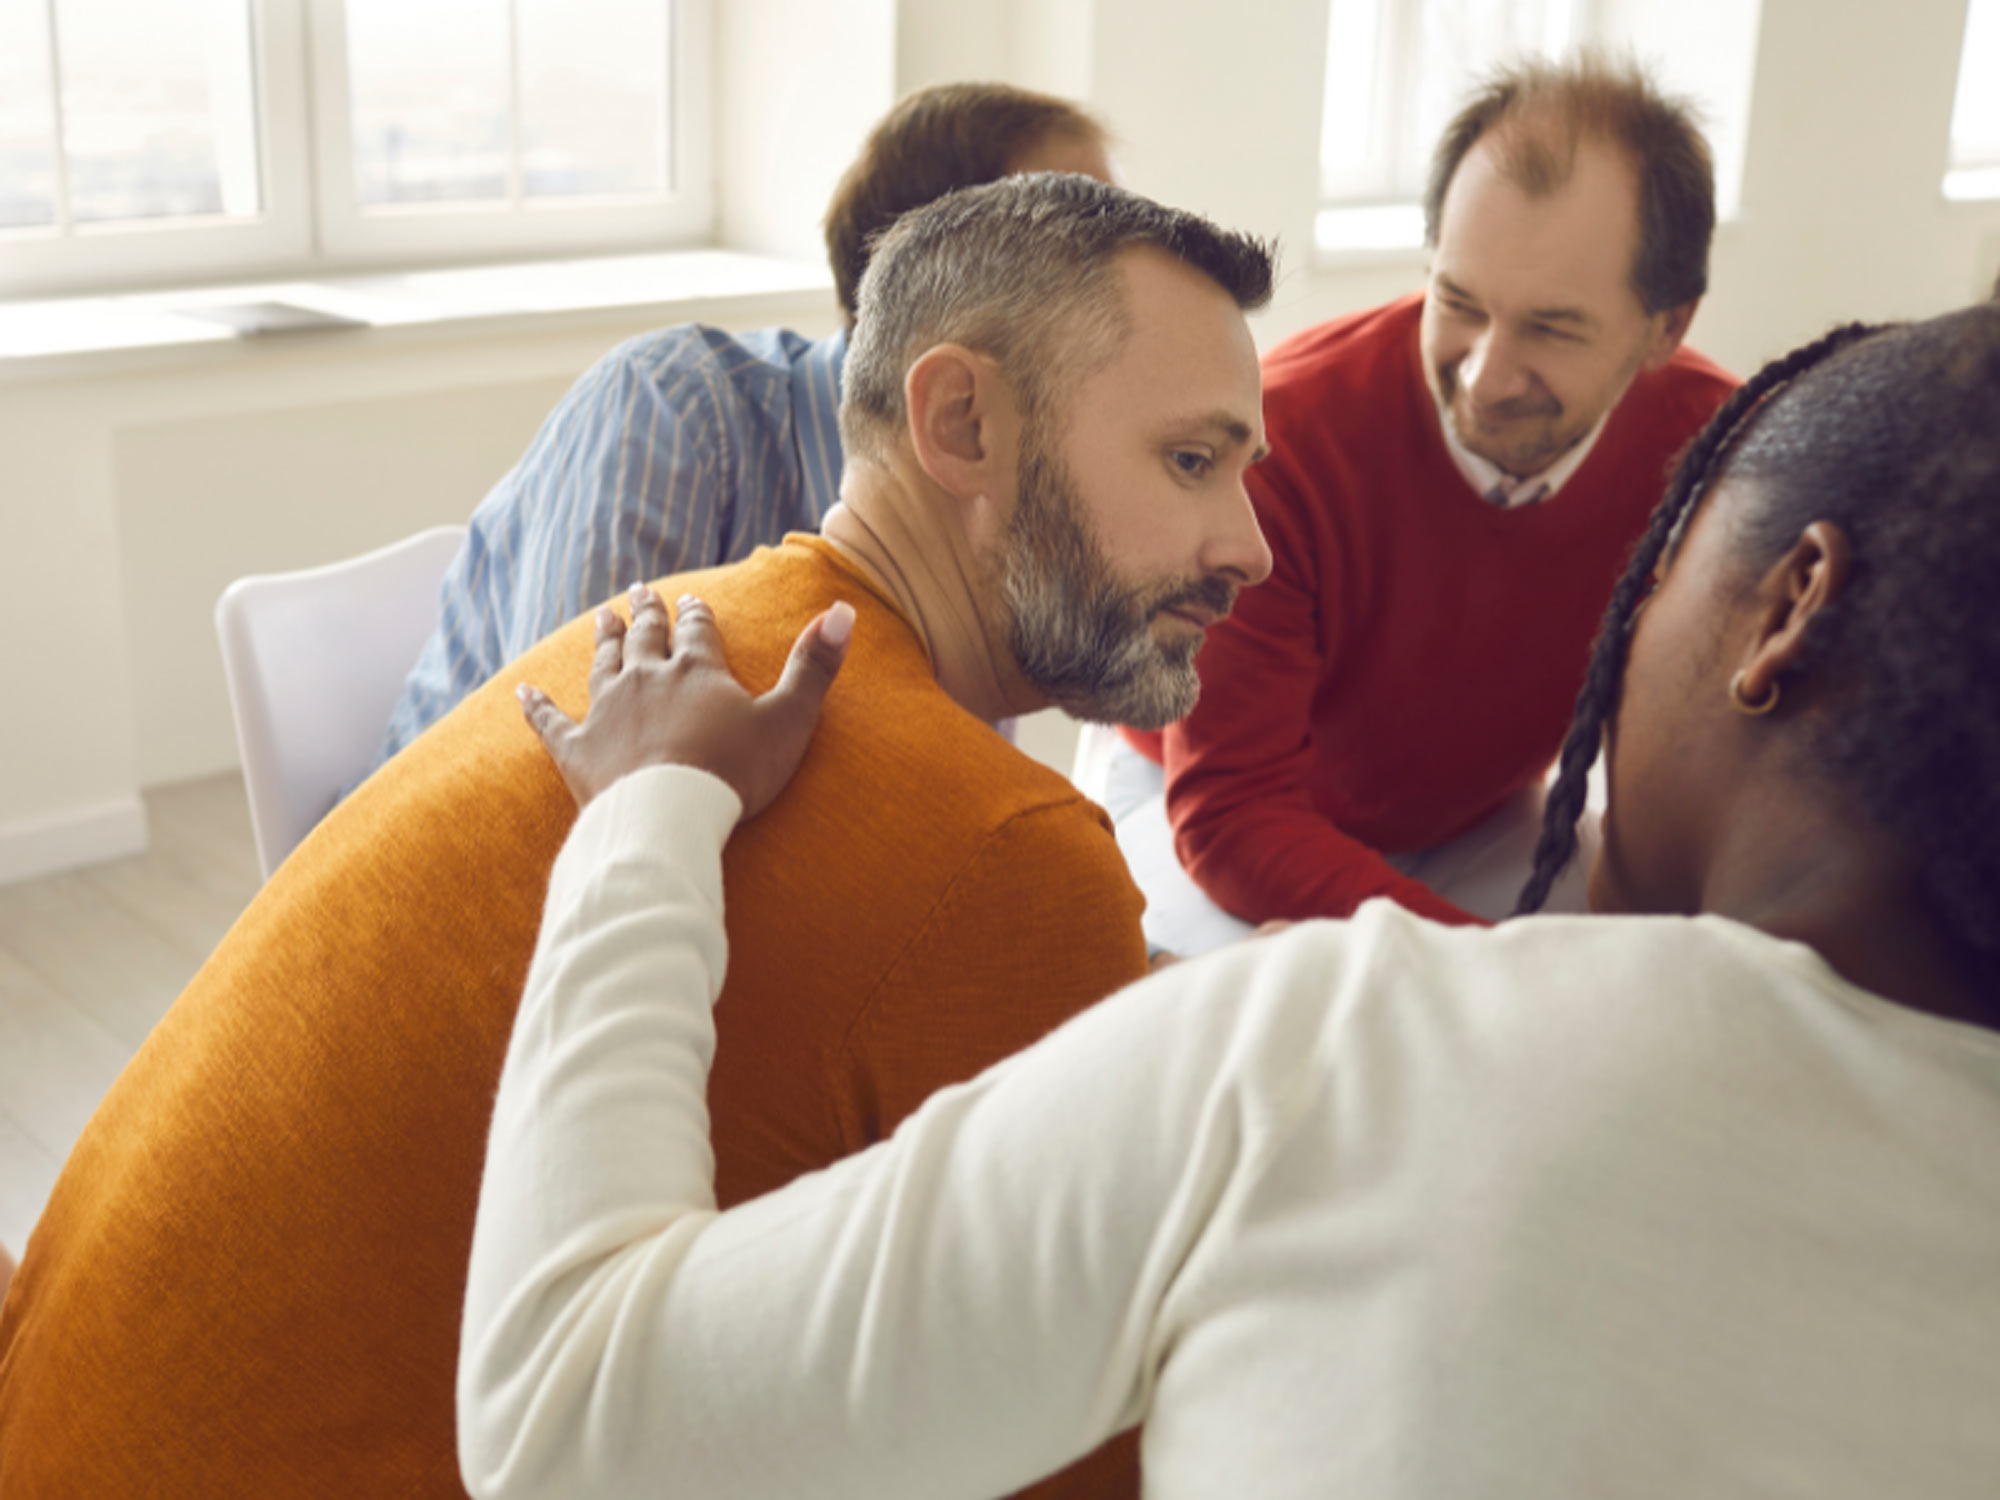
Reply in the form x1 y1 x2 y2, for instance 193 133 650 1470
1430 392 1611 509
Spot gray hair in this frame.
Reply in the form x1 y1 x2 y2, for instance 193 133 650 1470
839 173 1275 464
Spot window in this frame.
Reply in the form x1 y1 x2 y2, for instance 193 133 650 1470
0 0 708 298
1947 0 2000 200
0 0 311 294
308 0 708 262
1316 0 1763 255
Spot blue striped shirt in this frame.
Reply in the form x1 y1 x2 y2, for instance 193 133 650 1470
375 323 846 764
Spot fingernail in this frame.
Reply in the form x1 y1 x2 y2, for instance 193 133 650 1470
821 600 855 648
678 593 700 610
515 683 532 702
629 582 646 600
596 606 614 628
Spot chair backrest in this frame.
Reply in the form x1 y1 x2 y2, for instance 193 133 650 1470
215 525 467 880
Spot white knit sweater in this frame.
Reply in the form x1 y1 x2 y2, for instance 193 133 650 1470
461 764 2000 1499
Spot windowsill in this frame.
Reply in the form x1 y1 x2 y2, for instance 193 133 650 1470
1310 203 1429 270
0 248 836 382
1943 165 2000 203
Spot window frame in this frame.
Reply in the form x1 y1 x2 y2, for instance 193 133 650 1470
0 0 711 300
304 0 711 268
0 0 315 299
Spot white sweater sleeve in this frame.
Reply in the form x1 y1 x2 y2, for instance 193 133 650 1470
459 764 1257 1500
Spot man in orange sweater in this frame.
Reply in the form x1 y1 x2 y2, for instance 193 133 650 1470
1109 56 1740 953
0 176 1271 1499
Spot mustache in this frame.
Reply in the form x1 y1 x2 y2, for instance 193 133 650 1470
1441 366 1561 422
1147 574 1239 621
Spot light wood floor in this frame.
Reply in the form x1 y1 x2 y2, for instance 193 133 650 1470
0 773 260 1253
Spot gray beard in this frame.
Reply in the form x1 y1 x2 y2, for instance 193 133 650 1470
999 436 1210 731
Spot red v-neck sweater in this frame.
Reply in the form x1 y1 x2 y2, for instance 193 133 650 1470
1129 294 1736 926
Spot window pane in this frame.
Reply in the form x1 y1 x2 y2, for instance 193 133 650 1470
346 0 510 206
1952 0 2000 170
1319 0 1584 211
1318 0 1762 232
1320 0 1385 198
1595 0 1763 219
1408 0 1578 189
0 0 59 229
516 0 669 199
54 0 260 225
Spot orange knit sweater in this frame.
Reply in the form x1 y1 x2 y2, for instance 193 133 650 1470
0 536 1147 1498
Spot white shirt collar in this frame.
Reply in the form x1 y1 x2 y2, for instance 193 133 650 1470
1433 396 1611 509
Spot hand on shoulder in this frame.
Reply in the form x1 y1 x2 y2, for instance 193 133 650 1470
519 584 854 819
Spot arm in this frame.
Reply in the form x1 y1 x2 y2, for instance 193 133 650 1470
459 769 1254 1500
379 337 732 757
840 806 1153 1500
1164 465 1478 927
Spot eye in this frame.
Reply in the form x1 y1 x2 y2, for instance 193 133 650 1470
1529 322 1581 343
1170 450 1214 480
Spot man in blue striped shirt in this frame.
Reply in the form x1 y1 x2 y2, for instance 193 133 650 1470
374 84 1114 765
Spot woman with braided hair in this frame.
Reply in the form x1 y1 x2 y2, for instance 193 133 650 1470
456 309 1998 1498
1517 305 2000 1017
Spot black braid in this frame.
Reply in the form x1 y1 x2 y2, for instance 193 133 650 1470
1513 322 1883 915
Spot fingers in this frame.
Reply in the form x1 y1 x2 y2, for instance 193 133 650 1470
587 606 626 701
623 583 672 665
767 601 854 720
670 594 723 667
516 682 576 758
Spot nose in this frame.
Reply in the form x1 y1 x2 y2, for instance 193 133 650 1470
1459 325 1529 409
1204 476 1274 590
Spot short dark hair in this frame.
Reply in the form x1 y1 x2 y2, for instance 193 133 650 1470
822 82 1108 324
1517 304 2000 994
838 174 1274 465
1424 53 1715 314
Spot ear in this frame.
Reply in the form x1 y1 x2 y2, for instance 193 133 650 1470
902 344 1015 502
1640 298 1699 371
1731 520 1853 708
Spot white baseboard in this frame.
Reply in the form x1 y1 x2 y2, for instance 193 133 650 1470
0 796 149 886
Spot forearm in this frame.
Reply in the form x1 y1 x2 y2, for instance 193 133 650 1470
460 769 1174 1500
459 764 740 1499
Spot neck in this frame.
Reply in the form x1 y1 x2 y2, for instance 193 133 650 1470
1699 781 1996 1031
818 457 1046 726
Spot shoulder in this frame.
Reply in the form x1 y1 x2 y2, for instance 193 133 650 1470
1282 904 1851 1081
579 323 813 408
1261 294 1423 409
1255 297 1427 485
1622 342 1740 434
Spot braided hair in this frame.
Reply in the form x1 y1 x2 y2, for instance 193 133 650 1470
1512 321 1878 914
1516 303 2000 986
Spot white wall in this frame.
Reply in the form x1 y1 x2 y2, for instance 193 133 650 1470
716 0 897 261
4 0 1997 882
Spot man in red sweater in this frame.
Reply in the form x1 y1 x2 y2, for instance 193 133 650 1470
1112 56 1740 949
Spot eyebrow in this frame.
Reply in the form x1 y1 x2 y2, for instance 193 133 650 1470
1436 273 1597 332
1166 412 1269 464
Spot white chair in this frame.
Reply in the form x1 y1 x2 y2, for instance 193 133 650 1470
215 524 467 880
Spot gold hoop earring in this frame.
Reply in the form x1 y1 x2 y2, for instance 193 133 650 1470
1729 670 1779 716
